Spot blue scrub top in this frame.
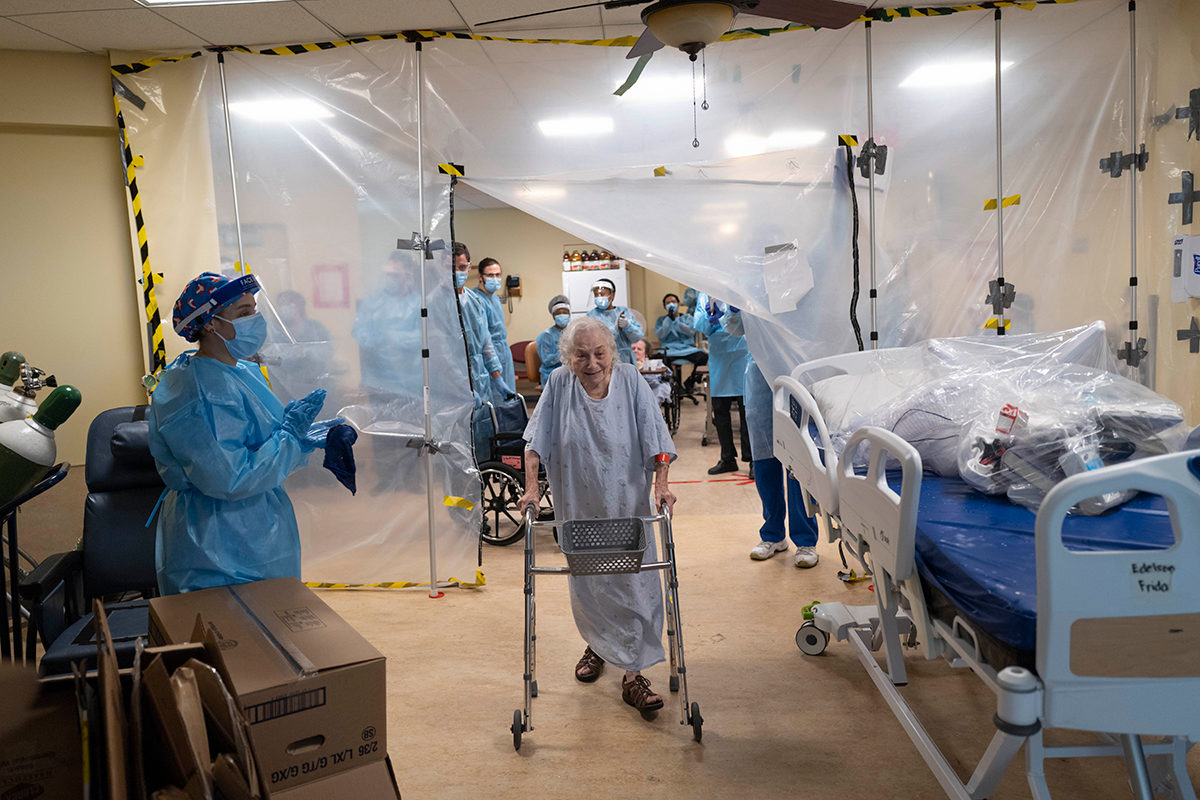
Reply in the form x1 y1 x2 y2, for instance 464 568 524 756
468 286 516 388
587 305 644 365
654 313 702 356
693 299 747 397
148 352 311 595
536 323 565 385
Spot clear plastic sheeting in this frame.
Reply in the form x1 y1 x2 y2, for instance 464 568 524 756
795 323 1188 513
114 46 480 586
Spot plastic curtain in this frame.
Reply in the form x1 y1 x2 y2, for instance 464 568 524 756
114 44 481 586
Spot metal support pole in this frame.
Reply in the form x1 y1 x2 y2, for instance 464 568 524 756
1128 1 1140 364
414 42 443 599
865 20 879 349
216 52 246 272
993 9 1006 335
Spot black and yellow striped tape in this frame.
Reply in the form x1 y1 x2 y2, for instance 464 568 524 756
983 316 1013 330
839 134 860 147
307 569 486 590
111 87 167 381
984 194 1022 210
438 163 465 177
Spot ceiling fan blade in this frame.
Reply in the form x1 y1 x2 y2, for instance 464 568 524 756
476 1 612 27
626 26 664 59
748 0 867 29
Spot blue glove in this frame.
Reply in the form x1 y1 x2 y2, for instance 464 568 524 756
491 374 516 401
282 388 326 441
302 417 346 450
729 305 740 315
707 302 723 327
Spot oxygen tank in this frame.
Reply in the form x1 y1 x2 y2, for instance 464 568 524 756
0 385 82 508
0 351 37 423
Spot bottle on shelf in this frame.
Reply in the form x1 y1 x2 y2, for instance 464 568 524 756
570 250 583 271
589 250 601 271
598 250 612 270
562 251 571 271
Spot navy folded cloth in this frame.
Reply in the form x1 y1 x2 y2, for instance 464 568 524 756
322 423 358 495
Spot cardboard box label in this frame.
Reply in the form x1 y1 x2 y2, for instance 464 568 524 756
245 687 327 725
274 608 325 633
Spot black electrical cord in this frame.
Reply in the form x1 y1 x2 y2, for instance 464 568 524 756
447 173 478 403
843 143 864 351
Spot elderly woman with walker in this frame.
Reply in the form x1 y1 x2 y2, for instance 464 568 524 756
514 316 702 747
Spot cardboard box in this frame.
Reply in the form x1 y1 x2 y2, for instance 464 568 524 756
0 664 83 800
148 578 388 794
273 757 401 799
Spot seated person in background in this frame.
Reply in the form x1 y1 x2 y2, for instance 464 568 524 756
517 317 677 716
631 338 672 408
654 292 707 394
149 271 343 594
536 294 572 386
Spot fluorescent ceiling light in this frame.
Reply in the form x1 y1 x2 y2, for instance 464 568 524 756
229 98 333 122
135 0 288 6
900 60 1014 88
536 116 615 138
724 130 825 158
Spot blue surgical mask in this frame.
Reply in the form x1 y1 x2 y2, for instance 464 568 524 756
554 313 570 328
666 302 678 313
454 270 468 288
213 312 267 360
594 296 610 311
484 276 502 293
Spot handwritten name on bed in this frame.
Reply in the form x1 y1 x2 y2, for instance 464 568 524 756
1131 562 1175 593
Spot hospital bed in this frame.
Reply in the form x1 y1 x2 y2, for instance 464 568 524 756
772 353 1199 800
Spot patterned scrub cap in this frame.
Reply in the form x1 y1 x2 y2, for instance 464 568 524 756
172 272 261 342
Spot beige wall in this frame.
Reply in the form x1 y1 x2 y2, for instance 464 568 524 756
453 207 686 355
0 51 146 464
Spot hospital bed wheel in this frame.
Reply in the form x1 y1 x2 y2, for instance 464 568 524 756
796 622 828 655
669 675 679 693
512 709 524 751
689 702 703 743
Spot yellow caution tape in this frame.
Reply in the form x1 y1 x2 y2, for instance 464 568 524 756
983 316 1013 330
653 166 669 177
984 193 1022 210
438 162 465 176
838 134 860 147
444 495 474 509
111 88 167 383
306 569 486 590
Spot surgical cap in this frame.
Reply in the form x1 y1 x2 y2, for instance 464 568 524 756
173 272 261 342
548 294 571 314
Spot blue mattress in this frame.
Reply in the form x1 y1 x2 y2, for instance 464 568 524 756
912 475 1176 655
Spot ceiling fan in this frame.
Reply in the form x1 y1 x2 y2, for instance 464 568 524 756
478 0 868 61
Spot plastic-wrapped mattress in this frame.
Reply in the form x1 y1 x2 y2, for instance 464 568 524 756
912 474 1176 669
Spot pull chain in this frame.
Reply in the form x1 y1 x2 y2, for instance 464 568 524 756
701 50 709 111
691 58 700 148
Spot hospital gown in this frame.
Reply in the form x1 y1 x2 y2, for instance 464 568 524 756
468 287 516 389
524 363 676 671
148 352 311 594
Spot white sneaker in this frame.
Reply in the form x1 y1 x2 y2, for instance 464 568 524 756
750 540 788 560
793 546 820 569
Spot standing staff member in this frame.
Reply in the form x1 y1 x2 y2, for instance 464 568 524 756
149 272 342 594
694 295 750 475
453 243 510 405
535 294 572 386
587 277 643 365
469 257 516 392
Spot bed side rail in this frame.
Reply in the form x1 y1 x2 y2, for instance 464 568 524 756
1036 449 1200 738
772 376 839 524
837 427 923 582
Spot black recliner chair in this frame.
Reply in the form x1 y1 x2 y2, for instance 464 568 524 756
21 405 162 675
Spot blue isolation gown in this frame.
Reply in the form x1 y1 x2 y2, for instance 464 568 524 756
535 323 564 385
587 305 644 365
654 313 703 357
148 353 313 594
351 288 422 396
693 299 748 398
459 290 502 404
523 364 676 671
468 287 516 388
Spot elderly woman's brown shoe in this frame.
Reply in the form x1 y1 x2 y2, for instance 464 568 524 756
575 646 604 682
621 674 664 712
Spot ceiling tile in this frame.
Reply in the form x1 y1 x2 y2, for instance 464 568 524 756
297 0 463 38
13 8 206 51
0 0 139 13
0 15 84 51
154 2 337 47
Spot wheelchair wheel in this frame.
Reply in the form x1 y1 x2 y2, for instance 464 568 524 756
479 463 527 546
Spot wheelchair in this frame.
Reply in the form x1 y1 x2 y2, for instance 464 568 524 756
473 394 552 546
656 353 705 435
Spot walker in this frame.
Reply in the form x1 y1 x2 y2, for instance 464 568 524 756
511 504 703 750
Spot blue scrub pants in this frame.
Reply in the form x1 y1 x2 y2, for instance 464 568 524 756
753 457 818 547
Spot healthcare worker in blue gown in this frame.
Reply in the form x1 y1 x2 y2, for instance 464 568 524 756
454 243 510 405
723 308 820 568
694 294 751 475
586 276 643 365
535 294 572 385
149 272 343 595
654 292 707 394
468 256 516 392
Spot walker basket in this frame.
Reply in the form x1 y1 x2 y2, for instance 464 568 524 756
559 517 648 575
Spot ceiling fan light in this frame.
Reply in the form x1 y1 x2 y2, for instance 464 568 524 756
643 1 736 52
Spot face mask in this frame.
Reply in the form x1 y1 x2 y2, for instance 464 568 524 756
554 313 570 328
666 302 678 313
214 312 267 360
454 270 468 288
594 296 610 311
484 276 502 293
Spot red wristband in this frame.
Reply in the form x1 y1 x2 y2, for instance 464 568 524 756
655 453 671 463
